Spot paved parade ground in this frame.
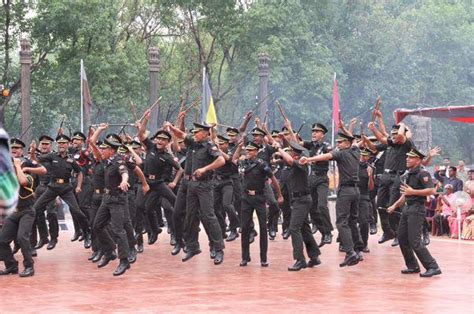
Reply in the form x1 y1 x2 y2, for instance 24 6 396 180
1 229 473 313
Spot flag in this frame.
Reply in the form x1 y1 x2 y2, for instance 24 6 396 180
201 67 218 125
81 60 93 130
332 73 340 132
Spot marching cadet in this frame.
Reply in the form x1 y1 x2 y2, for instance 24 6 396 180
387 148 441 278
92 134 131 276
232 141 283 267
358 148 375 252
165 121 226 265
301 132 364 267
214 134 240 241
30 135 60 251
33 134 92 248
276 141 321 271
137 112 182 246
302 123 334 246
0 138 46 277
70 131 93 244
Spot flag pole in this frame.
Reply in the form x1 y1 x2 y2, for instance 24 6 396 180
80 59 84 133
332 72 337 195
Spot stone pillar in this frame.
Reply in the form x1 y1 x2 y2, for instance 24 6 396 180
20 38 32 145
148 47 160 133
258 53 269 120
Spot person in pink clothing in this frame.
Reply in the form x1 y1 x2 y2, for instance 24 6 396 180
432 185 455 236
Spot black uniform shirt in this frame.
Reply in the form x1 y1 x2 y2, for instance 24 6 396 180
215 158 234 178
289 162 310 194
227 142 240 175
143 138 180 181
92 161 105 190
241 158 273 192
104 155 128 191
124 157 138 186
38 154 52 185
331 146 360 185
185 135 221 179
378 138 413 172
38 152 81 182
18 159 37 209
303 140 331 172
358 162 370 195
404 166 433 204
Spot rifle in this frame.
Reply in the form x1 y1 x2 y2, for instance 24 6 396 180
252 90 274 112
370 96 382 123
91 123 135 127
128 100 138 121
275 100 288 121
138 96 162 122
18 122 33 140
296 122 305 135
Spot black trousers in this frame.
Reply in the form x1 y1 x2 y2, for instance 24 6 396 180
184 180 224 253
134 185 146 246
309 174 333 234
290 195 320 261
214 179 239 235
336 186 364 253
231 175 243 226
33 184 90 233
172 179 189 246
265 182 280 233
89 192 109 252
0 208 35 268
72 177 93 234
34 184 59 242
280 184 292 232
377 173 402 236
240 194 267 262
369 176 380 225
145 182 176 235
398 203 439 270
358 195 371 247
92 193 129 259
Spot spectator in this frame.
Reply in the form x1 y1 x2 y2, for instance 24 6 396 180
457 160 469 184
442 157 451 168
464 169 474 199
435 166 463 192
432 184 455 236
462 209 474 240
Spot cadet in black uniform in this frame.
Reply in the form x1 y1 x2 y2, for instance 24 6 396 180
301 132 363 267
358 148 375 252
70 131 93 244
302 123 333 245
33 134 92 248
277 141 321 271
92 134 131 276
387 148 441 277
250 127 281 240
232 141 282 267
166 121 226 264
271 144 292 239
32 135 60 251
367 122 413 246
0 138 46 277
226 127 244 231
137 116 181 245
214 135 240 241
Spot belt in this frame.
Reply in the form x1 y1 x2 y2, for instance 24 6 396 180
311 170 327 176
246 189 264 196
183 174 193 181
147 174 157 180
340 183 358 187
292 191 309 198
104 188 124 196
95 188 104 194
384 169 403 175
54 178 69 184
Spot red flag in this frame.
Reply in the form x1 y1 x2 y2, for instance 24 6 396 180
81 62 93 128
332 74 340 132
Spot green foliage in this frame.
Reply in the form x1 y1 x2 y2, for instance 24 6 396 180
1 0 472 161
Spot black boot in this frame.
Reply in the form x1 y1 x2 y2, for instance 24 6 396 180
128 248 137 264
71 231 82 242
83 232 92 249
97 251 117 268
35 238 49 249
47 238 57 250
0 263 19 275
288 260 307 271
19 267 35 277
339 251 360 267
113 258 130 276
92 251 104 263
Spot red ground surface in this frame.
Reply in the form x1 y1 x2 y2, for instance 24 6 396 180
0 231 473 313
